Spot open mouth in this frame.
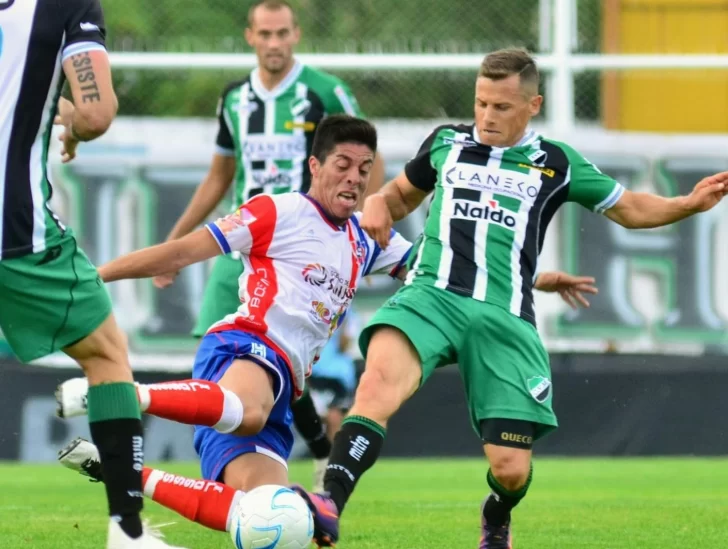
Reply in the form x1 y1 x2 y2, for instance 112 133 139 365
337 191 358 207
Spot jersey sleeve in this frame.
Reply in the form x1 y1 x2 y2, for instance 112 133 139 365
403 126 445 192
322 79 363 117
215 90 236 156
206 195 278 255
563 144 626 214
61 0 107 62
361 227 413 278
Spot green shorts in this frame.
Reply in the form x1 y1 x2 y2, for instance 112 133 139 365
192 254 243 337
360 282 558 440
0 232 112 362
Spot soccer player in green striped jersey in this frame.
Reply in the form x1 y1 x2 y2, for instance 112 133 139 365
300 48 728 548
149 0 384 492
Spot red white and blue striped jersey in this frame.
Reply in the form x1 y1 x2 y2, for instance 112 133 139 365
205 192 411 397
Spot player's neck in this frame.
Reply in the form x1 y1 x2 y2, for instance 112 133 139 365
258 59 296 91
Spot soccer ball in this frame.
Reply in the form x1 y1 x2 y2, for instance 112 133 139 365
230 484 314 549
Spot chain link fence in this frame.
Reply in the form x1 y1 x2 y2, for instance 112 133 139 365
102 0 727 124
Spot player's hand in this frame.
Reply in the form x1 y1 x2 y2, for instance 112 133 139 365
685 171 728 213
153 271 179 289
360 194 393 248
535 271 597 309
54 97 79 163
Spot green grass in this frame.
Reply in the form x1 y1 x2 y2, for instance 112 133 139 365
0 458 726 548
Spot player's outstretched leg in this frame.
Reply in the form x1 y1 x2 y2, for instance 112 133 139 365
63 314 185 548
293 327 422 547
291 386 331 492
57 376 246 433
478 422 535 549
59 437 244 532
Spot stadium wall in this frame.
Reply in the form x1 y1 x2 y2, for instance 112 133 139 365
3 354 727 462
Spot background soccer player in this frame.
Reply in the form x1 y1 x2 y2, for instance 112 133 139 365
0 0 184 547
149 0 384 489
299 48 728 548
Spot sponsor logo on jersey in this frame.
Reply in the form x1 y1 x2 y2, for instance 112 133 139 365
309 300 345 328
284 120 316 131
452 199 517 229
445 164 541 202
302 264 356 303
518 163 555 178
251 169 293 188
243 134 306 161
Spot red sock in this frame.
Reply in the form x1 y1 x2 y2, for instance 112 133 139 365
136 379 243 432
142 467 243 532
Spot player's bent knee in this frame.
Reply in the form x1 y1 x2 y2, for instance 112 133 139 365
232 402 268 436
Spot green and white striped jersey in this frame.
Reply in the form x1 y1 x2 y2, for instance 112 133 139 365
215 61 362 210
404 124 624 326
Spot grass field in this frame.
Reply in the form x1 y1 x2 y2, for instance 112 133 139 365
0 457 726 548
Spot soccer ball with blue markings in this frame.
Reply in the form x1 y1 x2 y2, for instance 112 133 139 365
230 484 314 549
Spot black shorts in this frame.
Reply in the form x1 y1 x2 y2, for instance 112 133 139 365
307 375 353 412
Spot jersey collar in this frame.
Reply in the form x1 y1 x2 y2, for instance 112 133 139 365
300 193 347 232
250 60 303 101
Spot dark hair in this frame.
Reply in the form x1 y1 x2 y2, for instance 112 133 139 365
311 115 377 162
479 47 539 95
247 0 298 28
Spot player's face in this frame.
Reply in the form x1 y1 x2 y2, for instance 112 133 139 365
474 75 542 147
245 7 300 74
309 143 375 224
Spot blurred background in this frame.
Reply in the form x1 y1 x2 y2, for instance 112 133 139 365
2 0 728 463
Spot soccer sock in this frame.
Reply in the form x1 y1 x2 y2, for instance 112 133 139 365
87 382 144 539
482 465 533 528
142 468 243 532
322 415 385 512
291 388 331 459
136 379 244 433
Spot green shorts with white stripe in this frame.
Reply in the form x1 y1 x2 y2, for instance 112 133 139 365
359 281 558 441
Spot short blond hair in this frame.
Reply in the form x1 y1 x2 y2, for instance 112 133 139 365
479 48 540 95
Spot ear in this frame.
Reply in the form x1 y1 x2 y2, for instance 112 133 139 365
292 25 301 45
530 94 543 117
308 155 320 178
245 27 254 48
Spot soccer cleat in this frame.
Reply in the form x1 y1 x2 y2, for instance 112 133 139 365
58 437 104 482
290 486 339 547
312 458 328 493
478 501 513 549
55 377 90 418
107 518 189 549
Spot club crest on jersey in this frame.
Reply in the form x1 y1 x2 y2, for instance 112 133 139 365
218 207 257 235
452 198 517 229
290 98 312 117
527 149 548 165
351 240 367 266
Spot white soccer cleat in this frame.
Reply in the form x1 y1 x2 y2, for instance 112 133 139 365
58 436 103 482
107 519 189 549
55 376 89 418
312 457 328 493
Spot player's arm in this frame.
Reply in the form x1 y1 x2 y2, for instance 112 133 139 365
564 143 728 228
534 271 598 309
98 229 220 283
605 173 728 228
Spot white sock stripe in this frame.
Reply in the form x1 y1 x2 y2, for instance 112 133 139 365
143 469 165 498
136 384 150 412
254 445 288 469
213 388 244 434
225 490 246 532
